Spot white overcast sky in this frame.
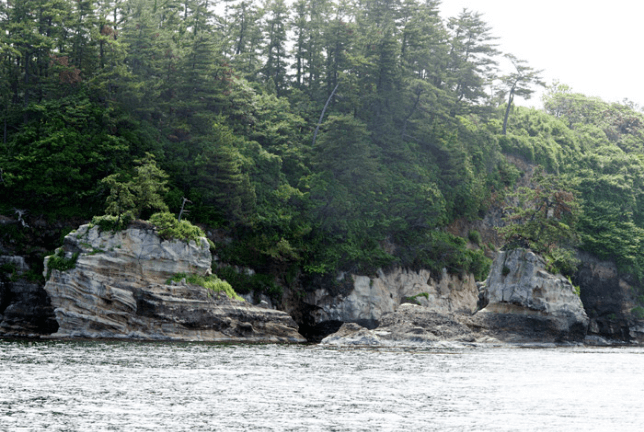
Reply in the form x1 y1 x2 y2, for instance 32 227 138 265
439 0 643 108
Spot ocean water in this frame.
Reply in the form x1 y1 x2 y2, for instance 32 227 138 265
1 340 643 431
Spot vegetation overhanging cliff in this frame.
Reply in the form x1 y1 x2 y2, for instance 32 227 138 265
2 1 644 338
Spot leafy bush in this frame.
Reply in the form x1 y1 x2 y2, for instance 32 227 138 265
0 262 19 282
468 230 482 246
467 249 492 281
544 247 580 277
101 153 169 222
395 230 492 281
498 168 579 254
149 212 205 243
403 292 430 305
631 306 644 319
46 249 79 279
0 262 17 274
572 282 581 297
166 273 243 301
91 214 132 232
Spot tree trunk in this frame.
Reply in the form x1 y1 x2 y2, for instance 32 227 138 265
502 90 515 135
312 83 339 147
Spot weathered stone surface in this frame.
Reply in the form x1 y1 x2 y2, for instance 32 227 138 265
574 251 644 341
44 225 305 343
322 304 478 347
476 248 588 341
0 255 58 336
322 249 592 346
305 267 478 331
58 223 213 285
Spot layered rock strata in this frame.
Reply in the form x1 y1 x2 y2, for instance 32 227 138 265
44 224 305 343
322 248 590 346
302 267 478 335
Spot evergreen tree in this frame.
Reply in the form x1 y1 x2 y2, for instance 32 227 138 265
261 0 289 96
192 123 256 223
225 0 264 80
446 9 499 116
499 54 544 135
119 0 167 117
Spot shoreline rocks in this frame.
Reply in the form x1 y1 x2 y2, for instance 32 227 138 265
298 266 479 340
477 248 589 342
0 255 58 337
322 248 592 347
43 224 305 343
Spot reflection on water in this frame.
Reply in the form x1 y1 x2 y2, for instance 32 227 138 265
1 340 643 431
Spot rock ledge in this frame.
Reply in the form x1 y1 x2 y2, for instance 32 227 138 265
44 224 305 343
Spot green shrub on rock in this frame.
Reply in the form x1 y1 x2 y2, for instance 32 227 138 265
167 273 243 301
91 214 133 232
468 230 482 246
544 247 580 277
149 212 205 243
46 249 79 279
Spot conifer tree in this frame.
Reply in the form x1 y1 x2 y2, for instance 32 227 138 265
446 9 499 117
226 0 264 80
499 54 544 135
261 0 289 96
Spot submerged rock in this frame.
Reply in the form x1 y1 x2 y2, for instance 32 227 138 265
44 224 305 343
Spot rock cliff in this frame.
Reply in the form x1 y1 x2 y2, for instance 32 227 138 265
297 267 478 340
44 224 305 343
322 248 590 346
574 252 644 342
0 255 58 336
476 248 589 341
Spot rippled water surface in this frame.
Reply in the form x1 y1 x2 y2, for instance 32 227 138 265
2 340 644 431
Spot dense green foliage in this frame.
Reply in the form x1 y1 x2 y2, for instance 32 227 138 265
148 212 205 243
166 273 243 301
46 249 79 279
2 0 644 293
498 167 580 275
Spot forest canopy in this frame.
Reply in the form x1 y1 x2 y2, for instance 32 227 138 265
2 0 644 287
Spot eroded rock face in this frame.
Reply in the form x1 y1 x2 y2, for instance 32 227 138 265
44 225 305 343
321 304 477 347
297 267 478 341
322 249 592 347
574 252 644 342
0 255 58 336
478 248 589 341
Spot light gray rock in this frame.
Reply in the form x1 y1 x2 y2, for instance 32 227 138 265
307 267 479 328
321 304 477 347
321 249 592 347
241 292 276 310
321 322 384 346
584 335 612 346
44 224 305 343
477 248 589 341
